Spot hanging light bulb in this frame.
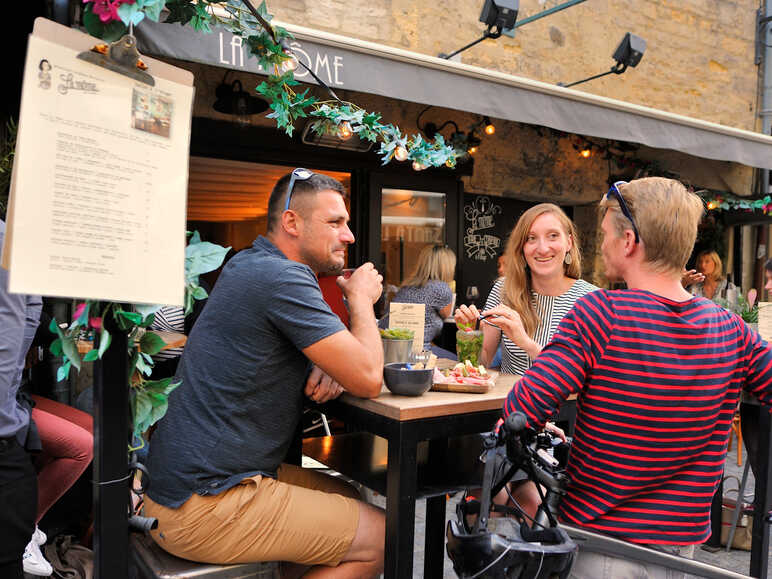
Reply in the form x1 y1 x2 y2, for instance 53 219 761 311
579 148 591 158
468 146 478 155
483 116 495 135
412 160 427 171
233 93 251 128
707 200 719 210
394 145 409 162
337 121 353 140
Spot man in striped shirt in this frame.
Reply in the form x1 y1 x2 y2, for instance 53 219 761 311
504 177 772 578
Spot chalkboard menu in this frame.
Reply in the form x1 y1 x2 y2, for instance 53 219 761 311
458 193 534 308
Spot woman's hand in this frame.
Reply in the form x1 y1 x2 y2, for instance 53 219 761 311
681 269 704 288
454 304 480 329
481 305 542 360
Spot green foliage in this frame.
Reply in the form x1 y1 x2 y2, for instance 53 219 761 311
49 232 228 442
80 0 465 169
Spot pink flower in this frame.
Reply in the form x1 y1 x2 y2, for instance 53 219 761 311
73 302 103 330
83 0 135 23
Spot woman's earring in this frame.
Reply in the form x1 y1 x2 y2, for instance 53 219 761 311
564 253 572 265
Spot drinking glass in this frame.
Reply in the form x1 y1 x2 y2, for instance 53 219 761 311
465 285 480 307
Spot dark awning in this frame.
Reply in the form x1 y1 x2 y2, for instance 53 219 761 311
136 19 772 170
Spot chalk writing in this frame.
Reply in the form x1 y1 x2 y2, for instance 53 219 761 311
463 196 502 261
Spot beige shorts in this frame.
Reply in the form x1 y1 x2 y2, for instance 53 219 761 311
144 463 361 566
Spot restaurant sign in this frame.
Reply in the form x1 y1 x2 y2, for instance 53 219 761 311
135 19 346 88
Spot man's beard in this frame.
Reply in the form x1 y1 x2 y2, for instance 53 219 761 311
302 247 345 276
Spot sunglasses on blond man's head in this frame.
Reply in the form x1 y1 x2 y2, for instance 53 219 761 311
603 180 640 244
284 168 314 212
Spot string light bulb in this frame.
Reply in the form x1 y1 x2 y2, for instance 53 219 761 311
468 146 478 155
483 116 495 135
280 54 298 74
580 148 591 158
337 121 353 140
412 160 427 171
707 200 719 210
394 145 409 161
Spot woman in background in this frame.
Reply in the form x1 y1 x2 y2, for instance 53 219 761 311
379 245 456 356
686 249 729 301
456 203 597 376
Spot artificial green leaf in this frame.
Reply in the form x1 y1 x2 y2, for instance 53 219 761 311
134 304 161 319
140 0 165 22
117 2 146 26
61 337 81 371
192 285 208 300
116 310 143 326
144 377 180 396
139 332 167 356
164 0 198 25
83 349 99 362
57 361 71 383
135 354 153 377
185 241 230 279
189 230 202 244
50 339 63 357
133 390 154 435
98 327 111 359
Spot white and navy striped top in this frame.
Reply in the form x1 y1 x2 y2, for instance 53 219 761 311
150 306 185 361
484 277 597 375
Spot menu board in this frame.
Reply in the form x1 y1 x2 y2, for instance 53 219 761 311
458 193 533 309
389 302 425 352
2 19 194 306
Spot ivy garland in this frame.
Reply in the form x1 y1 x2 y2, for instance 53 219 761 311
697 191 772 215
82 0 466 169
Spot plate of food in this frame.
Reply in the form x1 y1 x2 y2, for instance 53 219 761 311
431 360 496 393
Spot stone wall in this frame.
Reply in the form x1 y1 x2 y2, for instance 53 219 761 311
268 0 761 132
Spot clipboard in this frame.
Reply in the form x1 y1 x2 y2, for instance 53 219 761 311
2 18 195 306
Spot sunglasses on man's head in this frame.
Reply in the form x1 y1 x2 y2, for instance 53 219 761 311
603 180 640 244
284 168 314 212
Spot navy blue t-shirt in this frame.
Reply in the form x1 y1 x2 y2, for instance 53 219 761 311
147 236 345 507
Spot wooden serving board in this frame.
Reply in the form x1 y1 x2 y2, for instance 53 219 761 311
431 369 498 394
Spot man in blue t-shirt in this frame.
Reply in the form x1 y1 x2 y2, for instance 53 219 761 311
145 171 385 576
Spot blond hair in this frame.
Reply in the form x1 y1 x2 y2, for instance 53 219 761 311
599 177 704 275
695 250 723 282
402 245 456 287
502 204 581 337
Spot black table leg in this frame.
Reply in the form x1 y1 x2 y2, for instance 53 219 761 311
425 495 447 578
385 423 418 579
425 438 450 578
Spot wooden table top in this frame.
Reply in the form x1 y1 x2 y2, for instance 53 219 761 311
337 363 519 422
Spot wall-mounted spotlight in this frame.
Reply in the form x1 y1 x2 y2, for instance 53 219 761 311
439 0 519 60
559 32 646 89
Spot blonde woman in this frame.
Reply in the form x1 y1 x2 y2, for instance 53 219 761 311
379 245 456 352
687 250 729 301
456 203 597 375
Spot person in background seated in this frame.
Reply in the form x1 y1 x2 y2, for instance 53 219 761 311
502 178 772 578
685 249 730 301
0 219 42 578
379 245 456 357
145 170 385 577
489 250 507 368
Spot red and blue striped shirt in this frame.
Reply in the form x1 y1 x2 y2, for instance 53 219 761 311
504 288 772 545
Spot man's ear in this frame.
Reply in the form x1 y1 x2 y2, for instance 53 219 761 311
623 229 637 257
281 210 302 238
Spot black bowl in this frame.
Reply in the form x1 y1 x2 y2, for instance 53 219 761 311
383 363 433 396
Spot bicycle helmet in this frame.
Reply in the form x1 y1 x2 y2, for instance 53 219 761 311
446 412 577 578
446 514 576 579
